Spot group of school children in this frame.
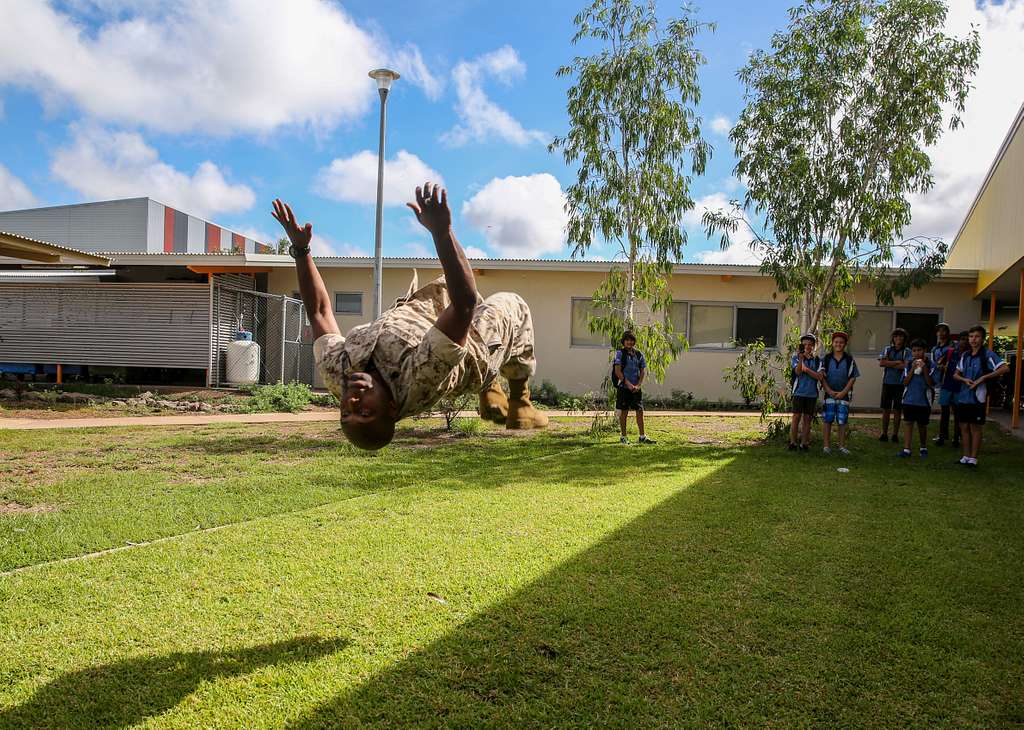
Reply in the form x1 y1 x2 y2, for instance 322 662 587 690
788 323 1010 467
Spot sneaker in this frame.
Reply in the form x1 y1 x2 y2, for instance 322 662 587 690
879 433 890 442
788 442 798 451
957 456 969 465
966 460 978 469
799 444 809 452
620 436 630 445
638 435 656 445
919 448 928 459
839 447 851 456
897 449 911 458
933 437 945 446
822 447 832 455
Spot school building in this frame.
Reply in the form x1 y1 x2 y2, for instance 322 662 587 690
0 107 1021 425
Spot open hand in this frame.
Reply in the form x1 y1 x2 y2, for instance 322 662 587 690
407 182 451 238
271 199 312 249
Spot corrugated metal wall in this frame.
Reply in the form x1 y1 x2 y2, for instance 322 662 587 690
0 199 150 253
0 282 210 368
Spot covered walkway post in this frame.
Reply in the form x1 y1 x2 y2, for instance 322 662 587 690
1015 270 1023 430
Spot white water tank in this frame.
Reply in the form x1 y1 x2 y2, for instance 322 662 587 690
226 331 260 385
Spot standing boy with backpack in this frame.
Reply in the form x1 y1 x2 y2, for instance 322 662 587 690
878 327 912 442
819 331 860 455
953 325 1009 468
613 331 655 445
898 338 935 459
789 333 823 451
934 328 968 447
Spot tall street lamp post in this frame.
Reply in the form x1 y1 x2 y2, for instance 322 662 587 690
369 68 400 319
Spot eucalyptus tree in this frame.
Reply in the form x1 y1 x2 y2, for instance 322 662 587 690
704 0 980 340
551 0 713 380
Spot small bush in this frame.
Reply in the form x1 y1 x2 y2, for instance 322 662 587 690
310 391 340 408
245 382 313 413
453 418 485 436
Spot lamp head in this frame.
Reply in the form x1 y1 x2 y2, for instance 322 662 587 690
369 68 400 92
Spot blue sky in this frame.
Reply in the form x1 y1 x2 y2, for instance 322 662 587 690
0 0 1021 262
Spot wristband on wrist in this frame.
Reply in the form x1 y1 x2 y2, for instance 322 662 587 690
288 243 311 259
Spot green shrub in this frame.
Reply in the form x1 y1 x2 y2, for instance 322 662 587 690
453 418 485 436
310 391 340 408
245 382 313 413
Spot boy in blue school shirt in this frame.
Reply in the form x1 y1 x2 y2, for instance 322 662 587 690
930 323 960 446
877 327 912 442
788 333 823 451
953 325 1009 468
613 331 655 445
818 331 860 455
898 338 935 459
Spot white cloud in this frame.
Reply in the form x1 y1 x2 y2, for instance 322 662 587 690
464 246 489 259
462 173 567 258
391 45 445 101
315 150 443 207
0 0 439 135
51 125 254 217
440 46 547 147
710 115 732 136
311 233 365 257
0 163 37 211
405 242 432 257
683 192 762 265
907 0 1024 241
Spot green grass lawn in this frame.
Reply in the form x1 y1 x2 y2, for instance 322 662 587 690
1 417 1022 727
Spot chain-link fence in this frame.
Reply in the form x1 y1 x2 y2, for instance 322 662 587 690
210 282 314 387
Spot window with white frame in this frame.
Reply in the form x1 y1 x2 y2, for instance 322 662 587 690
850 308 941 353
688 303 779 349
570 298 607 347
334 292 363 315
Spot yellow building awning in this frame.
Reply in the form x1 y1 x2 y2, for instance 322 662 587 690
0 230 110 266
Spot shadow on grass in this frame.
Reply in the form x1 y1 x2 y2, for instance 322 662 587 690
0 636 348 729
288 442 1024 727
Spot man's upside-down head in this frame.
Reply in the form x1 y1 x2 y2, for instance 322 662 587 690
340 370 398 451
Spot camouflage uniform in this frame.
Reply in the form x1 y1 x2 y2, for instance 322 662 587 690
314 273 536 419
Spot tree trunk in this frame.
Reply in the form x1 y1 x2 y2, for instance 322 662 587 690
625 230 637 323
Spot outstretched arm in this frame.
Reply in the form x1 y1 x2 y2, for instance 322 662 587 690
272 199 340 341
407 182 476 346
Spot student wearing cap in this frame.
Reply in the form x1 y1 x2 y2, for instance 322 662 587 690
953 325 1009 468
818 331 860 455
932 325 965 446
898 338 935 459
789 333 823 451
877 327 912 442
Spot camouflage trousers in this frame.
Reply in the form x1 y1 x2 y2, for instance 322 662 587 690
472 291 536 387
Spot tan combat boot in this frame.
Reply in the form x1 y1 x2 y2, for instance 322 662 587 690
479 379 509 424
505 378 549 430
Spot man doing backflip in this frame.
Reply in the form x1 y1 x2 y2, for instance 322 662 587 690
272 182 548 450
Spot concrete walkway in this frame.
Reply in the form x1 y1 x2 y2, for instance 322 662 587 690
0 409 887 431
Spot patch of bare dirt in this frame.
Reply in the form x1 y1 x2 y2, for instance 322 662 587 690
0 501 58 516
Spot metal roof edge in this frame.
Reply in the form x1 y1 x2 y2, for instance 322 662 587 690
97 252 980 281
948 99 1024 258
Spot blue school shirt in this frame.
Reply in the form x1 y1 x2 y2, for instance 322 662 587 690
819 354 860 399
901 360 936 407
614 348 646 386
878 345 912 385
955 349 1005 405
931 344 961 391
790 354 821 398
